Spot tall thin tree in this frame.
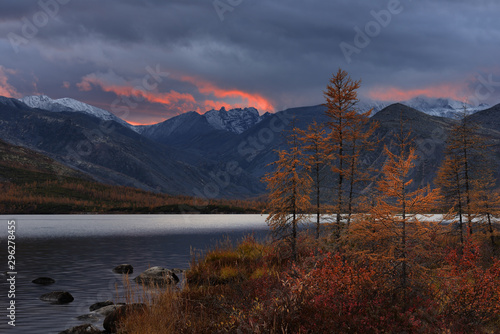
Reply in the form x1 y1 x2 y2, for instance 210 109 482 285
298 120 327 239
436 106 486 240
349 113 439 301
264 123 312 261
472 161 500 255
323 68 377 238
344 108 378 228
436 154 466 245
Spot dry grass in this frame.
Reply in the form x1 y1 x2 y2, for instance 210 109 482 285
116 227 500 333
117 235 285 333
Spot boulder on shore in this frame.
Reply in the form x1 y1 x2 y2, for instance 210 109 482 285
40 291 74 304
58 323 102 334
133 266 179 286
32 277 55 285
89 300 114 312
113 264 133 274
103 304 146 333
95 304 124 317
77 304 125 323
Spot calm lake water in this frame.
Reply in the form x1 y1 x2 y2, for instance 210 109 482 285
0 214 269 333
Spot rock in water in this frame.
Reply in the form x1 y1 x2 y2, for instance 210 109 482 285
40 291 74 304
77 304 125 324
32 277 56 285
133 266 179 286
89 300 114 312
59 323 102 334
113 264 133 274
94 304 124 317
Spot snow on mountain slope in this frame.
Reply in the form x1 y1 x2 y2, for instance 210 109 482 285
19 95 132 128
356 100 390 116
398 96 489 118
20 95 70 112
204 107 264 134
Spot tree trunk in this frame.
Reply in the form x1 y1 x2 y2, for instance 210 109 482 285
401 170 407 306
455 169 464 248
346 152 356 229
463 136 473 235
336 129 343 239
316 163 320 239
457 192 464 249
487 211 496 255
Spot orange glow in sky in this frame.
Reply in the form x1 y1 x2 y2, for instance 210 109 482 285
126 120 160 126
367 82 467 102
179 75 275 112
76 72 275 125
77 76 196 106
0 66 20 98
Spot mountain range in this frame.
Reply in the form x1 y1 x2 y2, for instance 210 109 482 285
0 95 498 199
19 95 132 129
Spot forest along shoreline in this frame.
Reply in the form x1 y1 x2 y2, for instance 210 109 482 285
67 69 500 334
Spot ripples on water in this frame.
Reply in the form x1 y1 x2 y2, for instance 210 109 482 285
0 215 269 333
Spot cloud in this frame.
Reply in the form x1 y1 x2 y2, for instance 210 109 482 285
76 70 275 122
0 66 20 98
77 71 197 111
177 75 275 112
367 82 469 102
2 0 500 122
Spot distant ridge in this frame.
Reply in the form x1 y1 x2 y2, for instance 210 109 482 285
1 95 498 198
18 95 132 129
397 96 489 118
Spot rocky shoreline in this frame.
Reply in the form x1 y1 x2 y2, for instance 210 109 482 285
30 264 184 334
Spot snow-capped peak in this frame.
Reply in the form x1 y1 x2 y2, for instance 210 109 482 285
359 96 490 118
18 95 131 128
20 95 68 111
356 100 390 116
204 107 263 134
398 96 489 118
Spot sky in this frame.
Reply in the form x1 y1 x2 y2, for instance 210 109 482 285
1 0 500 124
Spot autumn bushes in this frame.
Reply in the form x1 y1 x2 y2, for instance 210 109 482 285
422 241 500 333
254 241 500 333
117 230 500 333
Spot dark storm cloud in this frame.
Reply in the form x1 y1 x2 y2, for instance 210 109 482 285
1 0 500 123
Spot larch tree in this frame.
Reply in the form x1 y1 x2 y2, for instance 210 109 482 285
349 113 439 300
297 120 328 239
264 123 312 261
472 162 500 254
436 154 467 245
344 107 379 228
436 107 487 240
323 68 377 239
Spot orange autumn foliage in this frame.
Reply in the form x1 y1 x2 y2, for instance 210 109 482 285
264 124 312 261
323 68 378 238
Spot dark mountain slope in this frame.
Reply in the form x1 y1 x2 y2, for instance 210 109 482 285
468 103 500 133
1 95 498 199
0 98 211 196
0 138 89 184
137 110 240 159
369 104 456 188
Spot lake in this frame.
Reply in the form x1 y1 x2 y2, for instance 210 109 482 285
0 214 270 333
